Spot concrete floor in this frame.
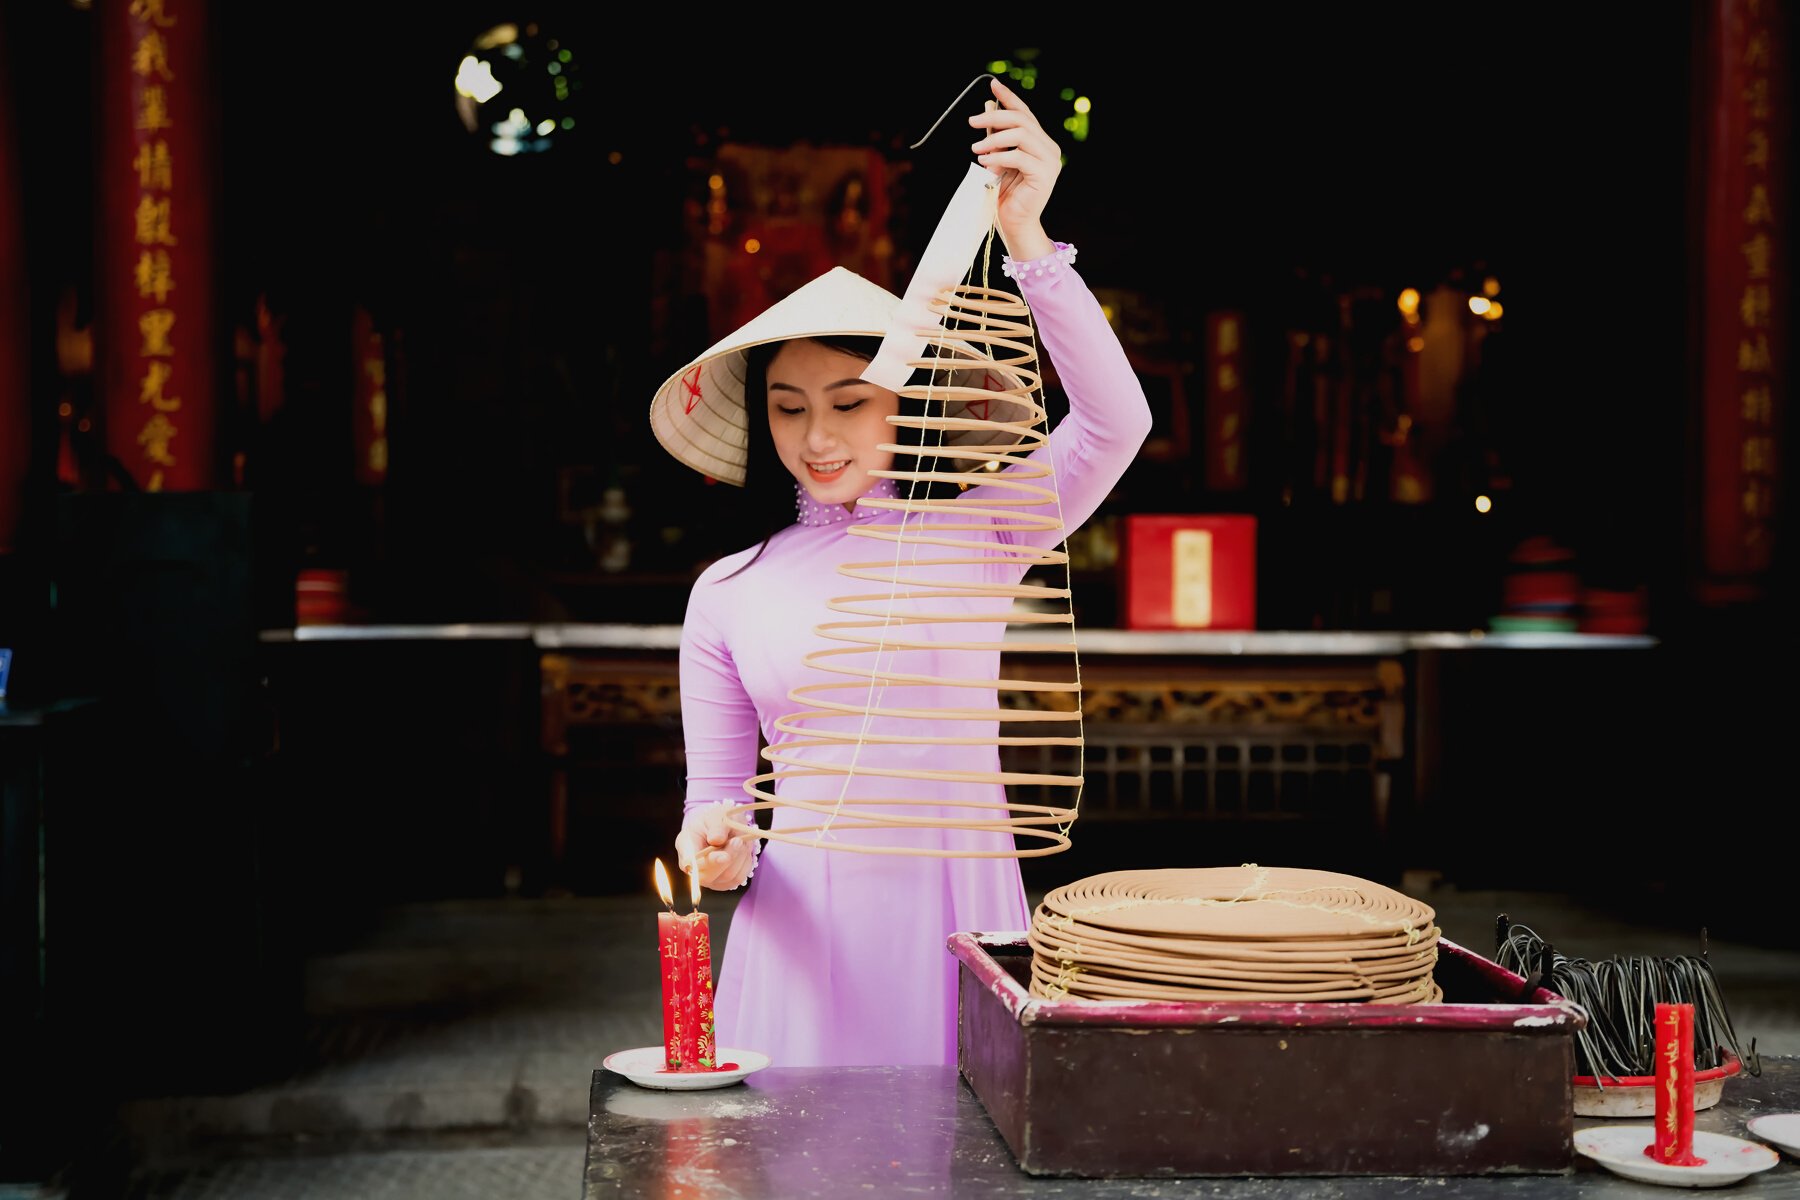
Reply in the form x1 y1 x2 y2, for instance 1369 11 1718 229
23 883 1798 1199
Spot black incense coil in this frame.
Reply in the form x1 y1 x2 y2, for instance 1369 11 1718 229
1495 923 1762 1080
1029 866 1440 1003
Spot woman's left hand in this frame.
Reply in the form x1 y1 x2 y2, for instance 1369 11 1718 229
969 77 1059 261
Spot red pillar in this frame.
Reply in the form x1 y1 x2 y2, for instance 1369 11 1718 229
96 0 217 491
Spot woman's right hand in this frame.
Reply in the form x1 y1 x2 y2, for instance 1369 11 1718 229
674 802 759 890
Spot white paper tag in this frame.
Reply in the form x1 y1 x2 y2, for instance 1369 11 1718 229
861 163 999 390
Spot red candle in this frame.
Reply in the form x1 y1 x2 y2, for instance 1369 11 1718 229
1645 1002 1706 1166
653 860 716 1072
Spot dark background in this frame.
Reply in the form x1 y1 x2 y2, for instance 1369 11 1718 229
5 6 1734 635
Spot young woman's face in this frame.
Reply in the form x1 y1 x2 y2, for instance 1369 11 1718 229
765 340 902 508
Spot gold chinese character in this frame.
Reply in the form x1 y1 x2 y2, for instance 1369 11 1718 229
135 86 172 133
1744 478 1771 519
139 308 176 356
1745 129 1769 171
1744 184 1775 226
1216 318 1239 356
129 0 176 27
133 31 173 80
1217 363 1239 392
1743 77 1771 120
138 413 178 466
1743 435 1774 473
133 140 173 190
1746 30 1771 68
1741 284 1771 329
139 360 181 412
135 250 174 302
134 194 177 246
369 389 387 434
1739 334 1772 373
368 439 388 474
1743 233 1771 279
1743 385 1772 425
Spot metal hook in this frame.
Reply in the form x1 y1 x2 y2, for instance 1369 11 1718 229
910 74 996 150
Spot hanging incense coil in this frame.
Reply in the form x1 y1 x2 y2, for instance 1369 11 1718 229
726 281 1086 858
1029 867 1442 1003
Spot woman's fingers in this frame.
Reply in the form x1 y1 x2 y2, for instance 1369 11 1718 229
987 75 1032 113
968 106 1038 132
976 149 1042 173
698 805 733 846
971 126 1055 158
674 830 697 873
697 840 753 889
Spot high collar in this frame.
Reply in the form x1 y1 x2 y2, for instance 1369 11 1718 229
795 477 900 527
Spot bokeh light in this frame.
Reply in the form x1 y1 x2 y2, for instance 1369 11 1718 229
453 22 579 156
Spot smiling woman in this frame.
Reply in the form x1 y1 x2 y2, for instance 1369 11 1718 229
722 332 963 576
650 78 1153 1068
763 340 899 504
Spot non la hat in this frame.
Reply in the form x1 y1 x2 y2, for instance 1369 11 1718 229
649 266 1028 487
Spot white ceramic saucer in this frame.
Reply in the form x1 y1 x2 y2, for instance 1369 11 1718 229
1748 1112 1800 1157
1574 1125 1780 1188
602 1046 769 1091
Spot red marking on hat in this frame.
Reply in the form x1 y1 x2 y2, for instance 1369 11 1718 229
681 365 704 415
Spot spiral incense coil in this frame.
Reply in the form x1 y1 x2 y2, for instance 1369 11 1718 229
1027 920 1443 965
1038 867 1436 939
1029 866 1440 1004
1025 929 1440 982
1028 959 1445 1006
728 279 1087 859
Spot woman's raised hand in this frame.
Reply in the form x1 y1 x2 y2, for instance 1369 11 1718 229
969 76 1059 261
674 802 758 891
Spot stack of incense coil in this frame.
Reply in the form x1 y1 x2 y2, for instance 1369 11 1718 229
1029 866 1441 1003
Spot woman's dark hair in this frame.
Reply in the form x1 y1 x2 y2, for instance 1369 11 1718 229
721 336 960 580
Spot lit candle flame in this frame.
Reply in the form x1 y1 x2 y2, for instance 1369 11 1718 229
689 861 701 910
653 858 675 909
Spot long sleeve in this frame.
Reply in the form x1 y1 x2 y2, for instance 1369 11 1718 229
678 572 761 822
964 260 1153 550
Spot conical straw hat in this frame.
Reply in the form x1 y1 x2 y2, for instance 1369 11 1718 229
649 266 1028 486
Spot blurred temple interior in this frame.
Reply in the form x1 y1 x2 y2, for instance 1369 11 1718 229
0 5 1794 1197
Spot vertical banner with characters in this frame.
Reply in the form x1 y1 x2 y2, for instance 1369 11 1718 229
99 0 216 491
352 307 389 486
1700 0 1786 592
1204 312 1248 491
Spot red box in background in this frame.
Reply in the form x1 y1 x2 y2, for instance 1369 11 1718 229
1121 515 1256 630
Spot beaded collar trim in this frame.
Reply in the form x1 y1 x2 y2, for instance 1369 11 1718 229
796 477 900 527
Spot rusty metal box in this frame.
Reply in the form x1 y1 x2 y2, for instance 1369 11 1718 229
951 933 1581 1178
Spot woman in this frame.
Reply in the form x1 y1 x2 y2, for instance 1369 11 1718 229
652 77 1150 1066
